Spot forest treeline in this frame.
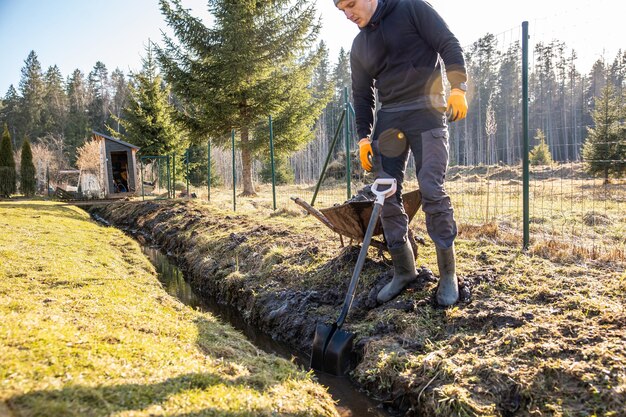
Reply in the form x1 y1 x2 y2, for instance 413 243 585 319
455 35 625 167
0 2 624 190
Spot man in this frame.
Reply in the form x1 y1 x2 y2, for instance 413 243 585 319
334 0 468 306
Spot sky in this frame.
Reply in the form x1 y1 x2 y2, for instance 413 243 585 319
0 0 623 95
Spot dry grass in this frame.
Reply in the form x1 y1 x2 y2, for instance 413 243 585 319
351 239 625 416
170 162 625 263
105 161 625 415
90 196 626 416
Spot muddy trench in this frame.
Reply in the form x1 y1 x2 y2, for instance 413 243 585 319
88 201 487 416
139 244 387 417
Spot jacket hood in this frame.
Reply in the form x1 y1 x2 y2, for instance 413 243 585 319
362 0 398 31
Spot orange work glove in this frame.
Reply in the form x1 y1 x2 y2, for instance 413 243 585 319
446 88 468 122
358 138 373 172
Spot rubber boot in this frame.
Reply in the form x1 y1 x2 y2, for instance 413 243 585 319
436 245 459 306
377 242 417 303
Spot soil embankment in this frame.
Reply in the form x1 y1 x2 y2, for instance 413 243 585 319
91 199 626 416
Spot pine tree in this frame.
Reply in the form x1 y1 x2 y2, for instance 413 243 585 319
18 51 46 145
329 47 351 155
184 146 222 187
109 44 185 157
66 69 90 157
333 48 351 94
494 41 521 164
260 155 294 185
20 139 36 196
88 61 111 133
582 85 625 183
157 0 329 196
110 69 129 134
312 41 332 100
0 124 17 197
42 65 68 137
529 129 554 166
0 86 20 146
465 34 500 165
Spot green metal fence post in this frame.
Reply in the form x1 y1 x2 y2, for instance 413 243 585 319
46 165 50 197
207 140 211 202
344 87 351 200
166 155 171 199
185 148 189 197
172 154 176 197
522 21 530 250
269 115 277 211
348 102 355 157
231 129 236 212
157 159 162 196
140 159 145 201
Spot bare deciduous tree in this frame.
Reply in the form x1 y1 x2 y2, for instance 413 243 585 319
76 139 104 197
76 139 101 173
31 134 69 191
485 99 497 166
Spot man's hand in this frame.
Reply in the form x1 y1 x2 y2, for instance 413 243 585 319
446 88 468 122
358 138 373 172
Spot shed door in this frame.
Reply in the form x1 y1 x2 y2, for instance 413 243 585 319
110 151 130 193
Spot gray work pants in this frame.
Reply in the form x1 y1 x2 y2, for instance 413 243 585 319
372 110 457 250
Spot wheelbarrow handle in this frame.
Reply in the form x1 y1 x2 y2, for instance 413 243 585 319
335 178 396 328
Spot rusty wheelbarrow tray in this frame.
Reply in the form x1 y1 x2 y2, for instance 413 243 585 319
292 189 422 255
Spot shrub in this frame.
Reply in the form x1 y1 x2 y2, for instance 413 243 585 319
529 129 553 166
0 124 16 197
260 157 294 185
20 139 36 196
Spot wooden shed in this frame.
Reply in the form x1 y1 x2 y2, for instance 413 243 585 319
92 131 140 197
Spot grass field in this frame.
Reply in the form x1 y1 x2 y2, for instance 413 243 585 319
169 162 625 263
89 196 626 416
97 184 626 417
0 200 338 417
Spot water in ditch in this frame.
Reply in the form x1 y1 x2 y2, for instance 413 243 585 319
141 245 390 417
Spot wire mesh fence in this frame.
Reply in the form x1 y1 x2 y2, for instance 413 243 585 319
12 18 621 261
158 19 624 260
139 156 172 200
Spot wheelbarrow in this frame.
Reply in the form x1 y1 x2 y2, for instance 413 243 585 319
291 188 422 258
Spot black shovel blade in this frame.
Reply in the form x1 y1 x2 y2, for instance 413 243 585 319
322 328 355 376
310 322 335 372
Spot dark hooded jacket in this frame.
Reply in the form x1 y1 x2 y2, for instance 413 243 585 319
351 0 467 139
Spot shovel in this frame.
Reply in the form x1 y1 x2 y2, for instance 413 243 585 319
310 177 397 376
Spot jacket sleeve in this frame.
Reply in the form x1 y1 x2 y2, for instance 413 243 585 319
409 0 467 89
350 49 376 140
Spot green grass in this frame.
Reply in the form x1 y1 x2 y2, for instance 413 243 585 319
0 201 338 417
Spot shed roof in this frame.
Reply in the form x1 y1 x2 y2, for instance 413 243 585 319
92 131 140 150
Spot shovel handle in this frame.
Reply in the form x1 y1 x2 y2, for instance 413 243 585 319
335 202 382 328
371 178 397 205
335 178 396 328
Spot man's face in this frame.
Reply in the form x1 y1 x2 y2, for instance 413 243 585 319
336 0 378 28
